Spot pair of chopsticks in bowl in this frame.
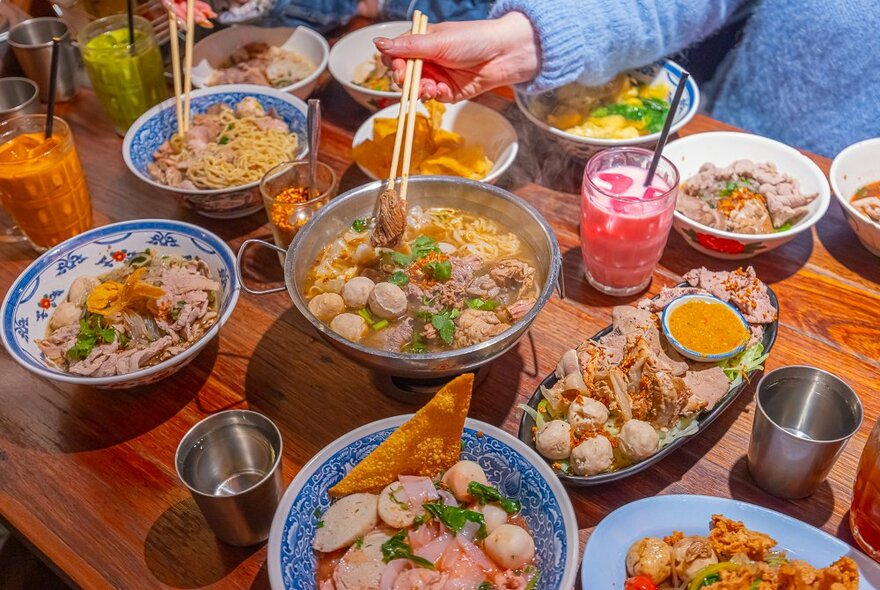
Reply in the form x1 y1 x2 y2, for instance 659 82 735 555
167 1 196 133
372 10 429 247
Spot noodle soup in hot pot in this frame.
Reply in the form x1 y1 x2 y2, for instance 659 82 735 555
237 177 561 379
123 84 308 219
304 206 540 353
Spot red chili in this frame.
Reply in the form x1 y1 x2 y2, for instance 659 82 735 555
624 576 658 590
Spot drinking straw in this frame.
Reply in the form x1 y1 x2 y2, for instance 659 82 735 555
44 36 61 139
127 0 135 46
644 71 689 187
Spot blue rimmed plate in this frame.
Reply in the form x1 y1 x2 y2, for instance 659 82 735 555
0 219 239 388
267 415 579 590
581 495 880 589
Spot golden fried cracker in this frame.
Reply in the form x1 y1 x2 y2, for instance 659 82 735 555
329 373 474 496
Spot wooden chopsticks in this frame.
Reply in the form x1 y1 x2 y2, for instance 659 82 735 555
385 10 429 202
168 0 195 134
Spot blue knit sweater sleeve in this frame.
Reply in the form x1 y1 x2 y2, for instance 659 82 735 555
490 0 747 93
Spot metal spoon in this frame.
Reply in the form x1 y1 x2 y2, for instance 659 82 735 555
307 98 320 199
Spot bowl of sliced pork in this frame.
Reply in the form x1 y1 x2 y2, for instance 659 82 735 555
1 220 239 388
663 132 830 259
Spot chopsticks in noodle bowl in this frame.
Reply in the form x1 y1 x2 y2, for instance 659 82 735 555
371 11 429 248
167 10 183 134
166 0 195 134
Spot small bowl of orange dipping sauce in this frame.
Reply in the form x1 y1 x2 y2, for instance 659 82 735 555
661 294 749 362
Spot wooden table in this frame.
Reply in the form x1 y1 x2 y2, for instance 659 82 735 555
1 77 879 590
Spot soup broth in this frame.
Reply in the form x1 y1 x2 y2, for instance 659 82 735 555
303 206 541 353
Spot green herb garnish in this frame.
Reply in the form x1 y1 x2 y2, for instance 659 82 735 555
426 259 452 282
316 520 324 528
67 313 118 361
466 298 497 311
169 300 186 321
718 178 756 197
479 584 494 590
392 235 440 267
381 530 435 569
524 566 541 590
467 482 522 515
354 536 364 549
389 270 409 286
372 319 389 330
422 502 487 539
218 135 229 145
352 218 368 233
773 222 793 233
430 308 460 345
407 332 428 354
356 308 374 323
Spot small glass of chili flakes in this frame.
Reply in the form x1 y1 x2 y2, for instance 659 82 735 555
260 161 338 251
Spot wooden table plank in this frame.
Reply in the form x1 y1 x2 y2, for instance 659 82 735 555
1 72 878 590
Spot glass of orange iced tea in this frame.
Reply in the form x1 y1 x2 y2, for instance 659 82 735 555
0 114 92 252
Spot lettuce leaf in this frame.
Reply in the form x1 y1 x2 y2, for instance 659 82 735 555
518 403 545 430
719 342 769 387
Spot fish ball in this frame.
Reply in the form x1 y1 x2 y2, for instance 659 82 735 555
484 524 536 570
626 537 672 584
309 292 345 322
535 420 572 461
476 503 509 534
377 482 417 529
313 493 379 553
341 276 375 309
570 435 613 476
368 282 408 319
441 460 488 502
567 396 609 435
619 419 660 461
330 313 368 343
68 276 99 307
49 301 82 330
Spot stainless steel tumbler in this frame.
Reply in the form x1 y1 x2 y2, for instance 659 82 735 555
0 77 39 122
748 365 863 499
175 410 284 546
8 18 77 102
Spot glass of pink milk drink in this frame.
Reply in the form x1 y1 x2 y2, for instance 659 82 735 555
581 147 680 296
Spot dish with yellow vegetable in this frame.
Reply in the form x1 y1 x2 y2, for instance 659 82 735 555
352 99 518 183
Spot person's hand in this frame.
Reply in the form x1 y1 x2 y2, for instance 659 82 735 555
373 12 539 102
161 0 217 28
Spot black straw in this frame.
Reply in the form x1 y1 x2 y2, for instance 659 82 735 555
44 36 61 139
644 71 689 187
127 0 135 46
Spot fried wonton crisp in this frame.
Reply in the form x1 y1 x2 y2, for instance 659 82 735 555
329 373 474 496
352 101 493 180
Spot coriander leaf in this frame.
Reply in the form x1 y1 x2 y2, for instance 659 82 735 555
316 520 324 528
479 584 495 590
313 508 322 518
431 310 457 345
392 252 412 267
524 566 541 590
381 530 435 569
389 270 409 286
351 218 368 233
408 332 428 354
467 482 522 515
218 135 229 145
355 536 364 549
426 260 452 282
466 298 497 311
410 235 440 260
422 502 487 540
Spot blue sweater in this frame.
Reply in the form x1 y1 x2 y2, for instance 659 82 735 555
490 0 880 157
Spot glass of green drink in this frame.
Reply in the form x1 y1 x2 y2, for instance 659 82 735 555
79 15 167 136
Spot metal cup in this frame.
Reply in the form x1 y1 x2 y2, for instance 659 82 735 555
8 18 77 102
0 77 39 122
175 410 284 546
748 366 863 499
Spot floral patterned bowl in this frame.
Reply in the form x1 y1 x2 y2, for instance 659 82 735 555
515 59 700 161
663 132 831 260
267 415 579 590
123 85 308 219
0 219 239 389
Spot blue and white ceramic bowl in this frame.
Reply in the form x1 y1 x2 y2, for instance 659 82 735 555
123 85 308 219
515 60 700 160
0 220 239 389
661 293 749 362
267 415 579 590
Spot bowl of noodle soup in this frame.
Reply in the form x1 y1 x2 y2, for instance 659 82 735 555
123 84 308 219
237 176 561 379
